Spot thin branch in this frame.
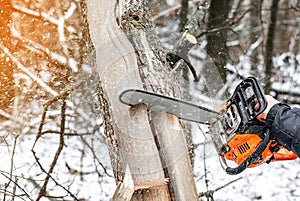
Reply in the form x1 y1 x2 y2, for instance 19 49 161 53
196 7 253 39
31 96 80 201
1 173 33 201
0 109 25 126
80 135 114 178
152 4 181 21
0 42 58 96
35 98 66 200
11 27 77 72
203 137 209 193
3 134 20 201
41 130 91 136
65 162 95 176
199 177 243 200
12 2 78 25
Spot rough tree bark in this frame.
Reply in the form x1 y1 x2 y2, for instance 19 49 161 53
86 0 198 200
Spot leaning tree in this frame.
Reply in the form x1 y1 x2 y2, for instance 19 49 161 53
86 0 198 200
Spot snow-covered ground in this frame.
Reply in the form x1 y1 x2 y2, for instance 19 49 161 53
1 115 300 200
0 132 116 200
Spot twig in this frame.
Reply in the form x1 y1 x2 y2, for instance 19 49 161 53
79 135 114 178
0 42 58 96
199 177 242 200
203 137 209 194
1 173 33 201
196 7 253 39
32 97 80 201
152 4 181 21
3 135 19 201
65 162 95 176
35 98 66 200
0 109 24 125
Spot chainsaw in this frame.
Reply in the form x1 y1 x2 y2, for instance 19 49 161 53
119 77 297 175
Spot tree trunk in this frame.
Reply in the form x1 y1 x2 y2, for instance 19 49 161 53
179 0 189 32
264 0 279 94
249 0 263 74
206 0 231 85
86 0 198 200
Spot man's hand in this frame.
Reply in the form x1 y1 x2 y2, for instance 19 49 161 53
255 95 279 122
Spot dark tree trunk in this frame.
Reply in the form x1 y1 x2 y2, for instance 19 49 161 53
249 0 263 74
206 0 231 84
264 0 279 94
179 0 189 31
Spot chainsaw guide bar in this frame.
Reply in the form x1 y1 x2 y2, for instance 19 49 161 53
119 89 219 125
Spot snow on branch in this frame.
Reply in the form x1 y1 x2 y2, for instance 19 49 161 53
10 27 78 72
0 43 89 120
12 2 77 24
12 4 59 24
0 43 58 96
12 3 79 73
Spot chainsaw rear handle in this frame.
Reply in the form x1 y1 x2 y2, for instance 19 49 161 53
225 129 271 175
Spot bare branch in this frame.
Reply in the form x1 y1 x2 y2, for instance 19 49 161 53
199 177 243 200
1 173 33 201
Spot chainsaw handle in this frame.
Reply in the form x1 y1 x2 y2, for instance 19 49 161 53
225 129 271 175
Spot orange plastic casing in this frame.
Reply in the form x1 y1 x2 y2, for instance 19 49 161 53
222 134 297 168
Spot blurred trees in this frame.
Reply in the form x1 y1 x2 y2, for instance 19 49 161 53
153 0 300 102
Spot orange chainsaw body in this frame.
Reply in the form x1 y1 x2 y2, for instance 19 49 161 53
222 133 297 168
